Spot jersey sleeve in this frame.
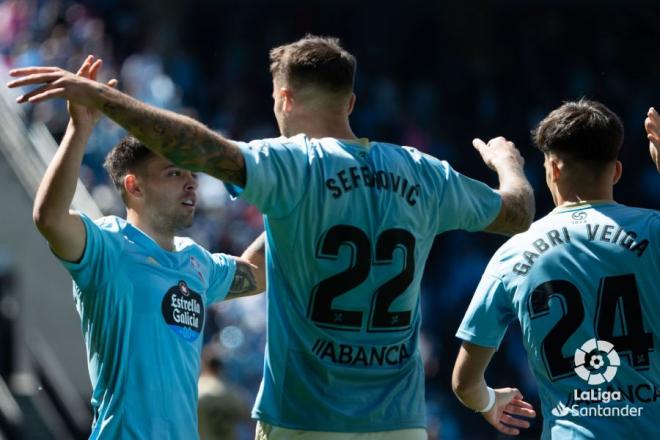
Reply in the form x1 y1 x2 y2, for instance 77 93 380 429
57 213 121 297
433 160 502 233
205 253 237 304
455 273 515 348
224 137 310 218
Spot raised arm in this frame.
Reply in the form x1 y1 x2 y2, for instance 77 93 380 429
452 342 536 436
225 232 266 300
32 56 117 262
473 137 535 236
7 64 246 186
644 107 660 172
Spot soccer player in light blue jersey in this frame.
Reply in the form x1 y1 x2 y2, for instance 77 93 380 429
9 37 535 439
29 56 266 440
453 99 660 439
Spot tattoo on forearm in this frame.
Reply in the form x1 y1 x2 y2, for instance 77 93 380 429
503 191 533 232
487 178 535 236
99 86 246 186
230 262 257 296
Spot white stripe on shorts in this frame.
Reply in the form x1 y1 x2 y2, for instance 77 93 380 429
255 421 428 440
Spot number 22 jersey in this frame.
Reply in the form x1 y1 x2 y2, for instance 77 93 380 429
227 135 502 431
457 202 659 439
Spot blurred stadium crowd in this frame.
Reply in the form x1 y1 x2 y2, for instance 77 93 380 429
1 0 658 438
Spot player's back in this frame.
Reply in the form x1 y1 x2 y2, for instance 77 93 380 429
232 135 501 431
498 202 659 439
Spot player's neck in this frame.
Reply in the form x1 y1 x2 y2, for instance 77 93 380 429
554 188 615 208
552 160 621 208
288 115 357 140
126 210 176 251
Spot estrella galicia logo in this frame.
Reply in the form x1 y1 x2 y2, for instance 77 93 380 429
574 338 620 385
161 281 204 341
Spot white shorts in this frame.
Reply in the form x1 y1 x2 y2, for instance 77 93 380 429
255 421 428 440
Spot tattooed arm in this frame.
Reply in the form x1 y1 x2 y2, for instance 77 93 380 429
96 85 246 186
473 137 535 236
8 66 246 186
226 233 266 300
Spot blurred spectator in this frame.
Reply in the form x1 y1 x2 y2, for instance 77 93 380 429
0 246 17 380
198 342 251 440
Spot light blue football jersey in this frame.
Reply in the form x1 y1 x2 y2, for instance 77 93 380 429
457 202 660 439
58 214 236 440
227 134 502 431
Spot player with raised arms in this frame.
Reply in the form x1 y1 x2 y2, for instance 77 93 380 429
8 36 535 439
26 55 266 439
452 99 659 438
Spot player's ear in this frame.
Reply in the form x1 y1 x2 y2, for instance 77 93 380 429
280 87 294 113
347 93 356 115
549 158 561 183
612 160 622 185
123 174 143 199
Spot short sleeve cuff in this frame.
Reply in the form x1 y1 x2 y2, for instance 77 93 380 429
207 253 238 303
57 212 94 271
465 190 502 232
455 329 504 349
223 141 259 204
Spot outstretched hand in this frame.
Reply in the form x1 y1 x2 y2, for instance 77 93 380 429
69 55 118 129
481 387 536 436
644 107 660 172
6 57 112 111
473 137 525 172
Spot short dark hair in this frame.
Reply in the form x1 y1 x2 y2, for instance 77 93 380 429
103 136 154 201
532 99 624 164
269 34 356 95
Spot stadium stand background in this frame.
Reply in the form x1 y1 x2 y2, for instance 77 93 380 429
0 0 658 438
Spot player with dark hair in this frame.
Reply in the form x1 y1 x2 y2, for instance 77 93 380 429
28 56 266 439
9 36 535 439
452 99 659 439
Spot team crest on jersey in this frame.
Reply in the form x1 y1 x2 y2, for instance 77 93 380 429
189 256 204 282
162 280 204 341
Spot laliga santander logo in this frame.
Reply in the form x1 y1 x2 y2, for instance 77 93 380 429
551 339 644 418
574 338 620 385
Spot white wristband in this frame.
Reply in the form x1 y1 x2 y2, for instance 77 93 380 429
477 387 496 413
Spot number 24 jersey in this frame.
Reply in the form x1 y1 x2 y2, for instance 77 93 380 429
457 202 659 439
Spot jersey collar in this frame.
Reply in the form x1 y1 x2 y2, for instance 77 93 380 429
551 200 619 214
335 138 370 149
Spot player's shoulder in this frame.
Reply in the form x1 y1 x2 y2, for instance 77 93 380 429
78 215 131 254
611 203 660 220
173 235 198 251
610 204 660 243
485 215 557 270
173 237 235 267
92 215 129 234
243 134 309 152
506 210 569 244
369 142 453 174
371 141 432 159
569 203 658 230
173 236 212 259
